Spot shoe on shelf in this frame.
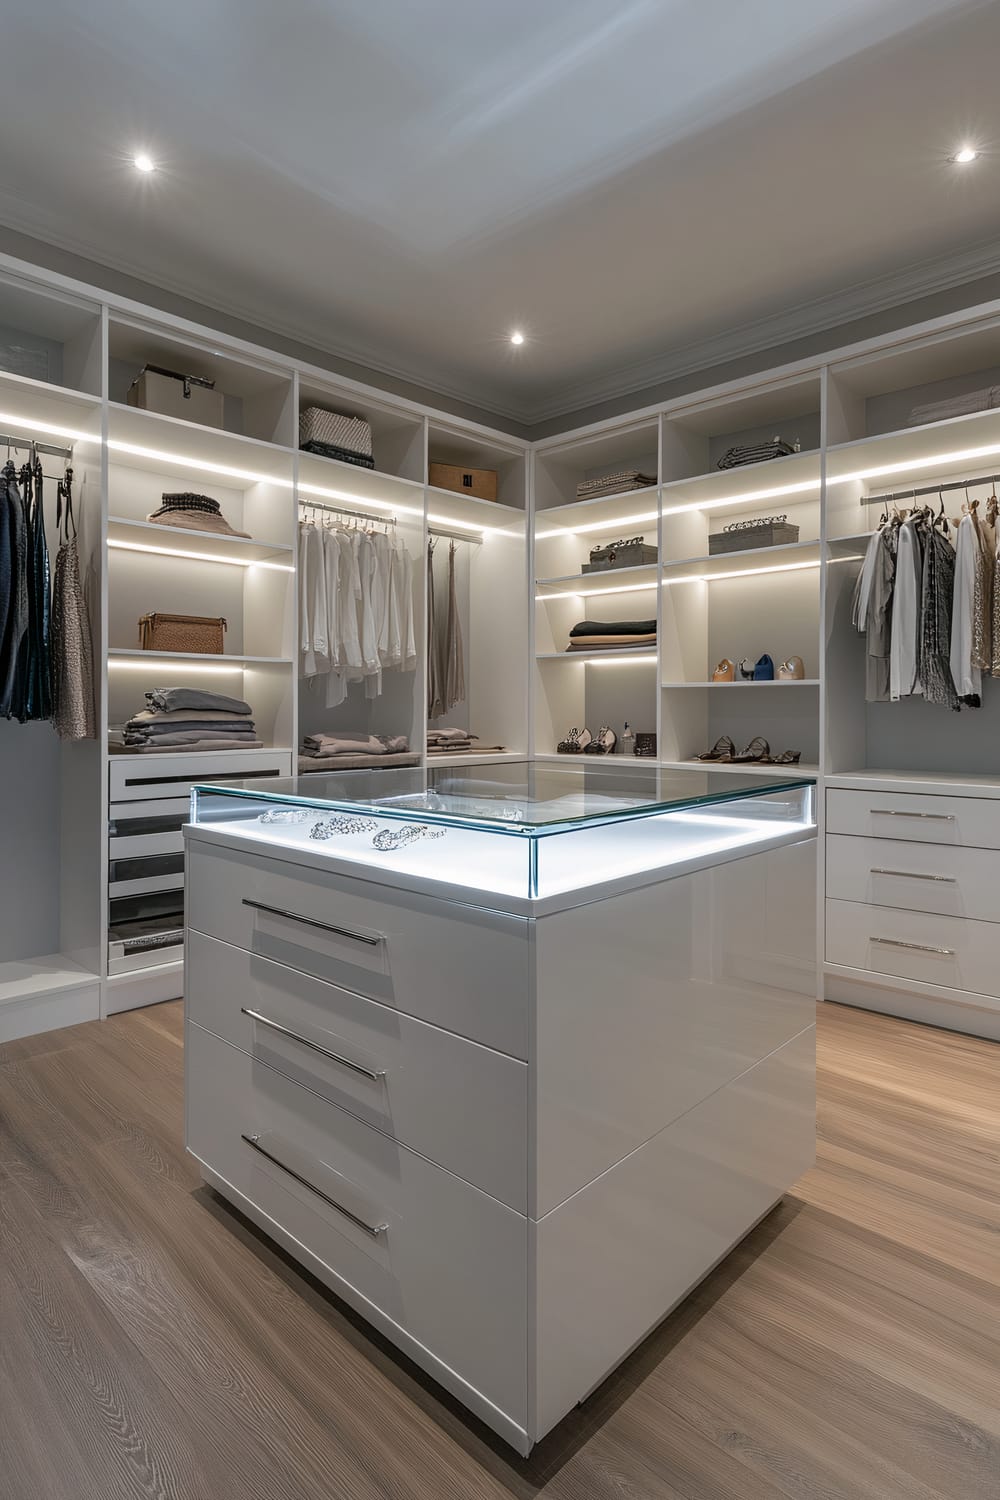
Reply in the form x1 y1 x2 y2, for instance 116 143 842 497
696 735 735 762
584 725 616 753
737 658 754 680
753 654 775 681
777 656 805 680
760 748 802 764
712 658 736 682
557 727 592 753
731 736 770 762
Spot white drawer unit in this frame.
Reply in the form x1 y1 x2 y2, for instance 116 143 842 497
186 1020 528 1429
186 930 528 1210
826 835 1000 924
186 840 530 1059
826 788 1000 849
109 749 291 804
826 899 999 1002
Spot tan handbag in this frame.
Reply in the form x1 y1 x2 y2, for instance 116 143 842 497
138 613 227 654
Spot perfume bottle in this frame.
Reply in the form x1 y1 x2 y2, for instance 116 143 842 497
622 721 634 756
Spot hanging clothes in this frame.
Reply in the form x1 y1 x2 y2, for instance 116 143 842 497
971 508 994 673
992 515 1000 677
24 456 52 722
950 514 981 706
0 460 29 719
0 465 16 715
889 515 924 701
427 538 445 718
862 525 896 703
919 521 960 711
444 540 466 711
50 468 95 741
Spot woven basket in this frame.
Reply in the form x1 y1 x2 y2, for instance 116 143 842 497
138 613 227 654
299 406 373 460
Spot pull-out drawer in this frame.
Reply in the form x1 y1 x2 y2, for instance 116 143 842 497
826 789 1000 849
110 750 291 804
186 930 527 1210
109 796 191 858
826 835 1000 923
826 899 1000 1001
185 839 529 1058
186 1020 527 1427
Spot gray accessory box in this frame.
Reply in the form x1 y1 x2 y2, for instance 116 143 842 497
708 516 799 554
128 364 224 428
583 536 659 573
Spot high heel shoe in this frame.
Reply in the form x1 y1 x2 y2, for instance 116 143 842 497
737 658 754 680
712 658 736 682
584 724 616 754
731 736 770 763
777 656 805 680
696 735 735 761
557 727 592 753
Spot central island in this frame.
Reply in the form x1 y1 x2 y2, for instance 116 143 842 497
184 760 817 1454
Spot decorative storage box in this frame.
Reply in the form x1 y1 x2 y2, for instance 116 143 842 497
583 537 658 573
429 462 498 502
138 613 227 654
127 365 224 429
708 516 800 555
299 407 374 469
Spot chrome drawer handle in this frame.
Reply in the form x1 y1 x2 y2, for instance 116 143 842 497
241 1134 388 1238
870 936 955 957
241 1007 385 1081
242 898 381 947
869 868 956 883
870 809 955 821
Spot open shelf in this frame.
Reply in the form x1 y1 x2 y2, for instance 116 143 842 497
0 367 103 445
426 485 525 534
108 648 292 665
298 447 425 520
107 516 294 566
661 540 821 579
107 401 295 485
427 420 527 511
534 419 659 512
536 562 660 597
660 758 819 777
664 374 821 482
0 952 97 1006
0 271 103 397
537 647 658 662
427 750 527 768
661 678 819 688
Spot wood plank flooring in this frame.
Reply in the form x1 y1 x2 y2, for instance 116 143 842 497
1 1000 997 1500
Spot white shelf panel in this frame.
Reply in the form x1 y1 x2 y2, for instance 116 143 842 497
298 448 424 518
108 648 292 665
107 402 294 484
0 953 97 1007
660 450 820 514
661 540 821 576
535 562 659 595
660 759 820 777
425 485 525 534
534 487 659 536
426 750 527 768
826 406 1000 487
107 516 293 566
825 769 1000 798
537 647 658 663
661 679 820 688
0 370 102 443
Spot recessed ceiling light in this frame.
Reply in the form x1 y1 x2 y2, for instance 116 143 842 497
510 331 525 346
952 146 978 164
133 153 156 173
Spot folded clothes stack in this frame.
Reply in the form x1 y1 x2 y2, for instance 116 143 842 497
298 730 419 773
716 439 796 470
116 687 261 752
575 470 656 501
427 727 479 754
566 619 657 652
907 385 1000 426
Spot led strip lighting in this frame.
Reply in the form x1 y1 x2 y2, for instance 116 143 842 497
107 539 295 571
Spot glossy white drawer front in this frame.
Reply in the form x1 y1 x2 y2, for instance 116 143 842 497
827 835 1000 923
110 750 291 803
826 788 1000 849
533 1025 815 1443
186 1021 527 1426
186 930 527 1210
185 839 529 1058
826 899 1000 1000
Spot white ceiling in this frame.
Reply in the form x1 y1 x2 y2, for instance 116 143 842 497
1 0 999 423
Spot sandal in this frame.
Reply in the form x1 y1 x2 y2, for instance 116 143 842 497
760 748 802 765
731 736 770 763
696 735 735 762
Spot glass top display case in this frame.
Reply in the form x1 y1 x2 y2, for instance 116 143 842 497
190 761 816 910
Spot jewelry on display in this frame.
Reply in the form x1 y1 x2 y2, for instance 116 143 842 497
372 823 446 852
309 814 379 840
258 808 315 826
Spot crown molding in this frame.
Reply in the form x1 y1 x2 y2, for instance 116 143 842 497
523 237 1000 424
3 200 1000 432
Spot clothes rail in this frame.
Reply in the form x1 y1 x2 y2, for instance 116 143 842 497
429 525 482 546
299 499 396 527
0 430 74 461
861 473 1000 506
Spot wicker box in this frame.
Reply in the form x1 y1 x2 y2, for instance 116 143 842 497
429 462 498 502
128 365 224 429
138 613 227 654
708 519 799 554
299 407 374 467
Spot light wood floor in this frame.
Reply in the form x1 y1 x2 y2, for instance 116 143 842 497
1 1000 997 1500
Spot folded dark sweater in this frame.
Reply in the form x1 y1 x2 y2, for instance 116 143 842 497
569 619 657 638
126 718 256 735
146 688 253 715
